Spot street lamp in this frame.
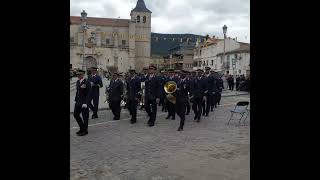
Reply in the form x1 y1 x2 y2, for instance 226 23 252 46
80 10 88 70
222 25 227 74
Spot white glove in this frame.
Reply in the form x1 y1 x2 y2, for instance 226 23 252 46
203 96 207 102
82 104 87 108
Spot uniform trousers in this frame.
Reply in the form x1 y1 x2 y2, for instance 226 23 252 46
88 93 99 115
128 99 138 121
192 97 203 119
109 100 121 119
145 98 157 125
74 104 89 132
176 101 186 128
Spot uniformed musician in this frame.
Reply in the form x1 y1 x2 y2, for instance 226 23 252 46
216 73 224 106
185 71 192 115
126 69 141 124
203 67 218 116
175 70 191 131
191 69 206 122
165 69 178 120
106 72 124 120
88 67 103 119
73 70 91 136
139 67 149 110
159 70 167 112
144 65 161 127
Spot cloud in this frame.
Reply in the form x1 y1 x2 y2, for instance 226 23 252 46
71 0 250 42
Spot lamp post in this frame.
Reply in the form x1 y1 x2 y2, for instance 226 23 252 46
222 25 227 74
232 57 237 91
80 10 88 70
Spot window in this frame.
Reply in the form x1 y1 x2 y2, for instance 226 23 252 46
220 57 223 64
235 54 238 59
106 39 110 44
122 40 126 45
215 64 217 69
227 55 230 60
206 60 208 66
200 50 202 55
70 37 74 42
211 60 213 66
239 70 241 74
107 59 109 63
143 16 146 23
137 15 140 22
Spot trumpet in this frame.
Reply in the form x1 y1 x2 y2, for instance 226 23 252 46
164 81 177 104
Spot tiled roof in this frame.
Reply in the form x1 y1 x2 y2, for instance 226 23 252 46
131 0 152 13
70 16 129 27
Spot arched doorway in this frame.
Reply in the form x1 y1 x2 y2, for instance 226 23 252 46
85 56 97 70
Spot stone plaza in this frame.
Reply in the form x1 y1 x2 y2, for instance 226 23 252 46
70 94 250 180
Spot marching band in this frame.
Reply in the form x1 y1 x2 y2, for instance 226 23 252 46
73 65 225 136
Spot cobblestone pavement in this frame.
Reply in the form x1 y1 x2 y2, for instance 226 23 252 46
70 95 250 180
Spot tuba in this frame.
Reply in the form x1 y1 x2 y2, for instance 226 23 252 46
164 81 177 104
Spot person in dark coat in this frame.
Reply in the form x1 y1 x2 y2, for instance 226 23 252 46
175 70 191 131
191 69 206 122
230 75 235 91
165 69 178 120
126 69 141 124
216 74 224 105
189 70 197 114
144 65 161 127
139 67 149 110
87 67 103 119
73 70 91 136
203 67 218 116
106 72 124 120
159 70 167 112
236 75 240 91
185 71 192 115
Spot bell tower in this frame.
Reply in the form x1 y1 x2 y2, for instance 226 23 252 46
130 0 152 72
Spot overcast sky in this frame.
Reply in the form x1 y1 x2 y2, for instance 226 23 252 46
70 0 250 43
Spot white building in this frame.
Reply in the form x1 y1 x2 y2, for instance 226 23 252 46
217 43 250 76
70 0 151 73
193 36 250 75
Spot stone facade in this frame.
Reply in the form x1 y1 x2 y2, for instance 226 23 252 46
70 0 151 73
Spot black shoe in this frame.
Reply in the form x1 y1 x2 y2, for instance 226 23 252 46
166 115 171 119
130 120 136 124
148 123 154 127
194 116 197 120
211 109 213 112
76 130 82 135
177 127 183 131
114 117 120 120
78 131 88 136
165 109 167 112
205 114 209 117
92 114 98 119
171 117 175 120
